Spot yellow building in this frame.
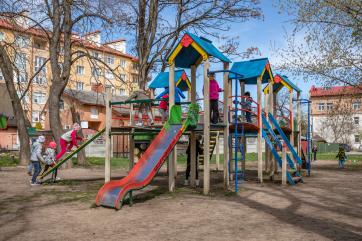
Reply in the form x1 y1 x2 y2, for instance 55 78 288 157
0 17 138 128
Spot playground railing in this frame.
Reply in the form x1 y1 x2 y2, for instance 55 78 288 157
228 95 260 129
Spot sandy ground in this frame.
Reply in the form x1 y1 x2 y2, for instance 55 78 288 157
0 161 362 241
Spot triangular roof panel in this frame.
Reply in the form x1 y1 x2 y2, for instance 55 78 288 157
230 58 273 84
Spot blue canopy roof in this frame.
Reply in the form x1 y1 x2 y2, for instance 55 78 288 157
263 74 301 93
148 70 190 91
229 58 273 85
169 32 231 68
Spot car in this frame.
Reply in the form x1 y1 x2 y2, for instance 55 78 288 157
341 143 351 152
358 145 362 152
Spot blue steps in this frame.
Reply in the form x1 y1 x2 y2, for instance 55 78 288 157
268 113 302 166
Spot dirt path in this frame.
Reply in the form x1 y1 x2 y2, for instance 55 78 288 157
0 161 361 241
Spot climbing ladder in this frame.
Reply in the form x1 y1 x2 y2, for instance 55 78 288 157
262 114 303 185
199 131 218 165
228 123 245 192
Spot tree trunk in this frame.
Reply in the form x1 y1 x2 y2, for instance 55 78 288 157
70 105 87 166
0 45 30 165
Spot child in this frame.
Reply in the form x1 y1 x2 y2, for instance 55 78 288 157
127 90 154 126
30 135 45 186
55 123 83 161
207 73 223 124
242 91 253 123
336 146 347 168
185 135 203 186
41 141 58 180
159 93 169 123
156 86 185 105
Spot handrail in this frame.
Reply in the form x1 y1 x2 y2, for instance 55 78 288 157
227 95 260 128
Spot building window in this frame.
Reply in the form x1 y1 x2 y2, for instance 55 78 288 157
33 39 46 50
354 117 359 125
15 35 29 48
91 51 99 59
132 74 138 83
120 88 126 96
76 65 85 75
59 99 64 110
15 52 27 83
119 74 126 82
355 135 360 143
32 111 40 123
90 107 98 119
33 92 46 104
34 56 47 84
105 70 114 79
0 70 3 80
317 103 325 111
120 59 126 68
353 101 360 110
76 82 84 91
326 103 333 111
91 67 101 77
0 32 4 41
106 56 115 65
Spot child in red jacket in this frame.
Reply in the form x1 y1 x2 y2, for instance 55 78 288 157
159 93 169 123
55 123 83 161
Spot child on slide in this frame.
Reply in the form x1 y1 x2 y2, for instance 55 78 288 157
55 123 83 161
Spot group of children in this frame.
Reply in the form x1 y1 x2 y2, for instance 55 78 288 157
28 123 83 186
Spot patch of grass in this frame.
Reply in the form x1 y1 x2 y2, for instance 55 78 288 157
317 153 362 161
0 153 19 167
72 157 130 169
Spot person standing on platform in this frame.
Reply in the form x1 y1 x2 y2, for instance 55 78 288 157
206 73 223 124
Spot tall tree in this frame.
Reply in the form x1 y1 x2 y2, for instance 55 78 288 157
277 0 362 87
111 0 263 89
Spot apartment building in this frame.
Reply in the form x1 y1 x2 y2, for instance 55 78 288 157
310 85 362 148
0 16 138 129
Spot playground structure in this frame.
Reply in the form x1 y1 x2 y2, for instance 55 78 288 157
39 32 311 210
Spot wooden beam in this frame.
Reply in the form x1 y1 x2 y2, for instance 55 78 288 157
240 81 246 175
282 141 287 186
169 62 176 192
257 77 263 183
297 92 301 156
129 103 135 171
269 80 275 178
203 59 210 195
190 65 197 187
264 91 269 172
290 90 294 147
105 87 112 183
223 62 230 189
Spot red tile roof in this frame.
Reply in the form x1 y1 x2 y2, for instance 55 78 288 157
310 85 362 97
0 19 138 61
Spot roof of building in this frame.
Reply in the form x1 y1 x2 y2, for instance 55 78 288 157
148 69 191 91
263 74 301 94
168 32 231 68
310 85 362 97
0 19 137 61
230 58 273 84
63 89 130 115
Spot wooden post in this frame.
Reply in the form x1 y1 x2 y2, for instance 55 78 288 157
168 62 176 192
105 87 112 182
264 91 269 172
190 65 197 187
240 81 246 175
215 131 220 170
297 92 301 156
203 59 210 195
257 77 263 183
289 90 294 147
223 62 230 189
129 103 135 170
282 141 287 186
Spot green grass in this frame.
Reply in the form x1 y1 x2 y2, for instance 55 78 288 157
0 154 19 167
316 153 362 162
72 156 130 169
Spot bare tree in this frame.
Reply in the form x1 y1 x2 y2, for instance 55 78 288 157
317 96 357 144
110 0 263 89
276 0 362 87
